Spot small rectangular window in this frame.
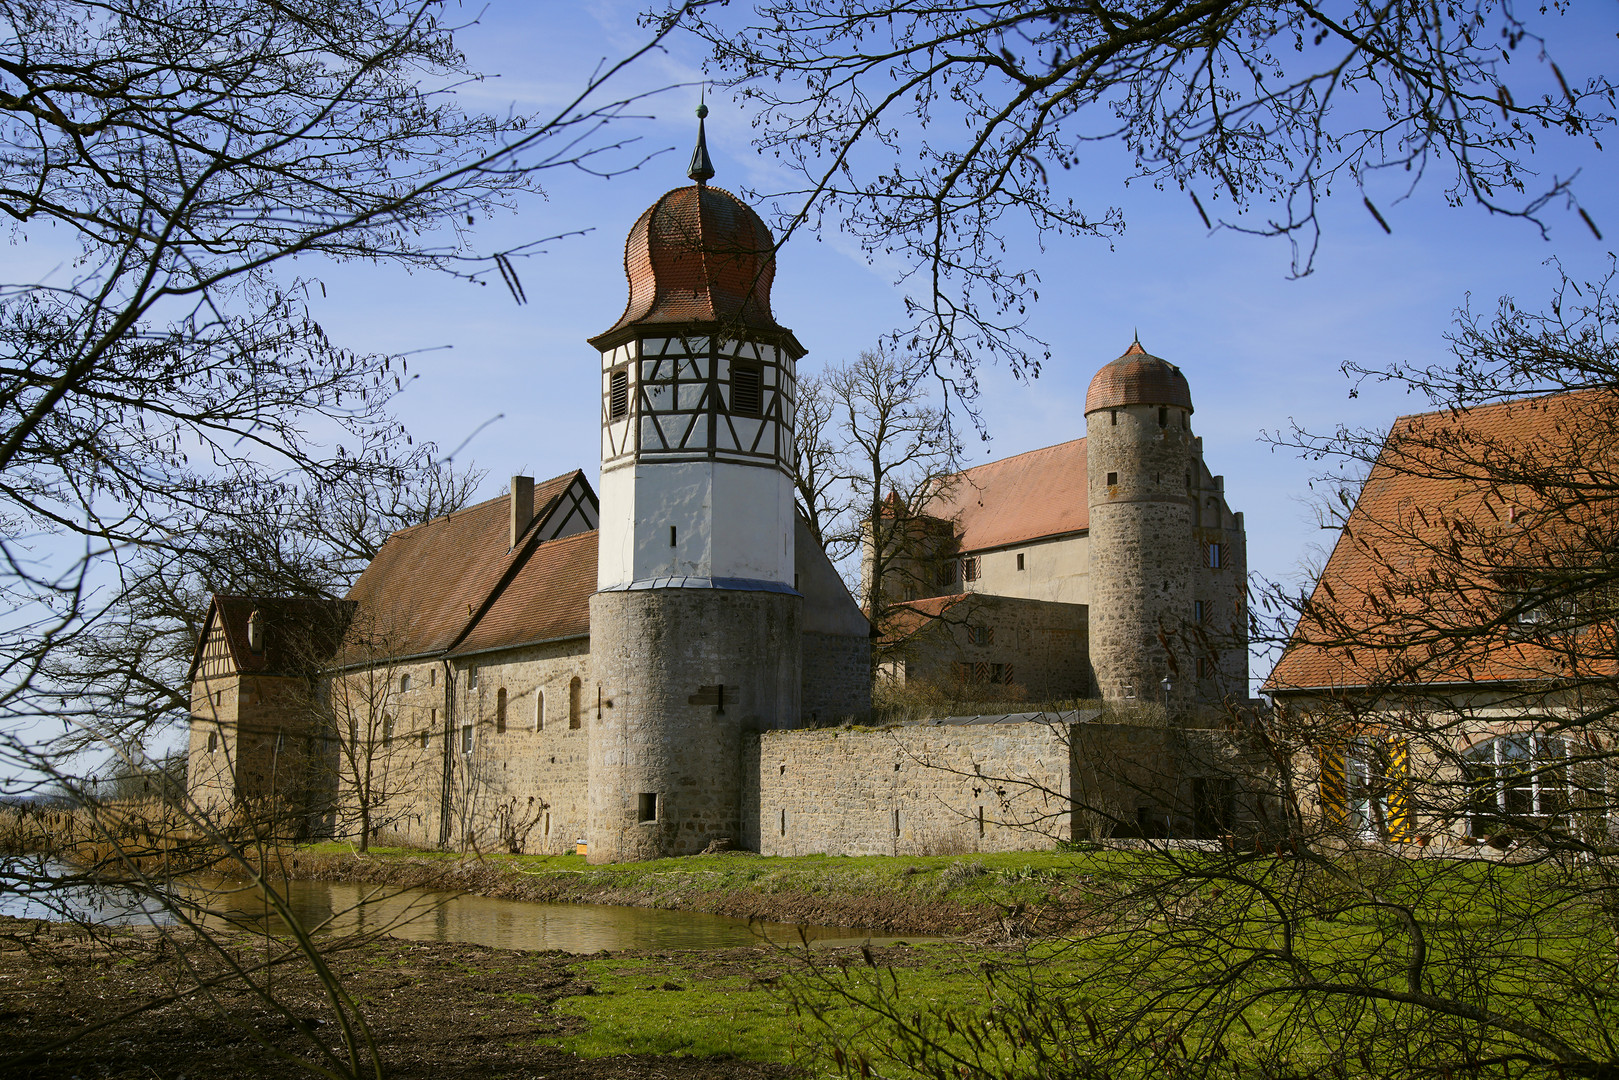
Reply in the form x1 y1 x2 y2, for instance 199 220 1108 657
1110 409 1117 427
1158 407 1167 427
730 364 762 415
1207 543 1224 569
1194 600 1205 623
609 367 629 420
962 557 980 582
780 808 786 836
461 724 473 755
1106 471 1118 487
1016 553 1025 571
467 667 478 689
638 792 658 822
207 731 219 754
670 525 677 547
936 561 955 587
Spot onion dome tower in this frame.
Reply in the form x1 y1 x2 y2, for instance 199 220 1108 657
1083 340 1197 708
585 106 804 863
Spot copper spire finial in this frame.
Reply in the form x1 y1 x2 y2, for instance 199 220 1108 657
688 96 715 184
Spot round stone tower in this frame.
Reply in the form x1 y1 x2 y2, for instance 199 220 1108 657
584 108 803 863
1083 341 1197 708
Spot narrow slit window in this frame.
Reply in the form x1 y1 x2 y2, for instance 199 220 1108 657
495 688 507 733
460 724 473 755
670 525 677 547
569 677 582 729
1158 407 1167 427
535 691 545 731
609 368 629 420
1016 553 1025 571
731 364 762 415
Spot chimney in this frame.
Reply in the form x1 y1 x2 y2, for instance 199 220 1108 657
509 475 534 549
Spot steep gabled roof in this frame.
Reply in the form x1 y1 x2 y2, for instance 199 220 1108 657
451 529 596 655
1265 391 1619 694
187 594 354 681
925 438 1089 552
342 471 595 658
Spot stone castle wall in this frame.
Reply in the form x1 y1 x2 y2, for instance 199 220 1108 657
801 631 871 725
590 587 800 862
744 722 1076 856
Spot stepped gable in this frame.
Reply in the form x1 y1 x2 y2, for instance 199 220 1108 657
1265 390 1619 692
588 182 798 350
343 471 583 657
451 529 596 655
186 594 354 680
1084 341 1193 415
926 438 1089 552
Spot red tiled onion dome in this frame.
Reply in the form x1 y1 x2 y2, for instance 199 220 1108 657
1083 341 1194 415
589 184 787 348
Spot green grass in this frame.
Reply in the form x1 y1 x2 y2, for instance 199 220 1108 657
292 842 1121 913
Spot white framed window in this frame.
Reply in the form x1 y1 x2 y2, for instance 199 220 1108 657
1464 734 1569 836
460 724 473 755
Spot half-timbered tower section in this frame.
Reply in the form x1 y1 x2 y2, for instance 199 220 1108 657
583 109 811 863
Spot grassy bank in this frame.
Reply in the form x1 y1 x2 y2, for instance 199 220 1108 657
280 843 1110 935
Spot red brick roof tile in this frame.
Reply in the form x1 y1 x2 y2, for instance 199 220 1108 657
1266 391 1619 693
187 594 354 681
451 530 595 655
589 184 797 351
343 471 586 658
1084 342 1194 414
926 439 1089 552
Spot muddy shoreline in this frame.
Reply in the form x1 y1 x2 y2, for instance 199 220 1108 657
0 915 807 1079
279 849 1004 936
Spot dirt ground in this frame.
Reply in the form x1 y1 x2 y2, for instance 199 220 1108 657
0 916 800 1080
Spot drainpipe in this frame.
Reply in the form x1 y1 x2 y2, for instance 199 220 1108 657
439 660 455 848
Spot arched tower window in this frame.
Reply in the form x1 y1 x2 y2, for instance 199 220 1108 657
568 677 582 729
495 688 507 733
534 690 545 731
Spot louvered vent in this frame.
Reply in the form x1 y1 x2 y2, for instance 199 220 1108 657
609 368 629 419
731 365 762 415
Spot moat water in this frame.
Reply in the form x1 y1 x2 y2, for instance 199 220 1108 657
0 858 911 952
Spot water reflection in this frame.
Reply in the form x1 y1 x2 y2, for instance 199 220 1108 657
197 877 909 952
1 860 917 953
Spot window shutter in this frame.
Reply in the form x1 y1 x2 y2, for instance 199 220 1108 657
1319 746 1349 827
1384 737 1415 841
609 368 629 419
731 365 762 415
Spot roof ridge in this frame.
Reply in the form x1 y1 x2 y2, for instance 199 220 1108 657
954 436 1085 478
381 469 585 540
1390 387 1602 425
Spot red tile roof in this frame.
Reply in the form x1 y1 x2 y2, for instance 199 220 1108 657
1085 341 1194 414
880 594 969 645
343 471 587 658
1265 391 1619 693
589 184 801 352
926 438 1089 552
451 530 595 655
187 594 354 681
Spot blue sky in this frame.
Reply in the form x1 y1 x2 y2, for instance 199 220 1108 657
296 2 1619 682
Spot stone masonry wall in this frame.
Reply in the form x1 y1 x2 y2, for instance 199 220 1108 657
1086 403 1195 706
745 722 1075 856
801 631 871 725
892 593 1091 701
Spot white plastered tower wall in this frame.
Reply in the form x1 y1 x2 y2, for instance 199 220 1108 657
585 118 805 863
596 336 797 588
